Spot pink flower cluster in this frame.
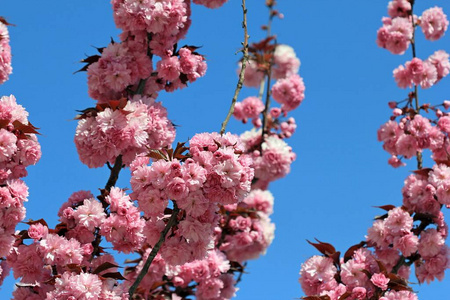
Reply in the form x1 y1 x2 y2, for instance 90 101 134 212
367 207 418 258
58 188 144 253
193 0 229 9
241 44 300 88
87 41 152 102
75 96 175 168
0 95 41 284
271 73 305 112
0 95 41 181
156 47 207 92
0 21 12 85
401 166 450 283
112 0 191 39
130 132 254 265
393 51 450 89
378 114 442 167
299 248 396 299
100 187 145 253
233 96 265 125
218 189 275 263
377 3 448 54
376 16 413 55
7 191 129 298
419 7 449 41
240 131 296 186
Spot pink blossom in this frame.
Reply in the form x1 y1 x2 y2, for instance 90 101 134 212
28 223 48 240
271 74 305 112
72 198 106 231
193 0 228 9
371 273 389 290
387 0 411 18
428 50 450 81
418 228 445 258
272 44 301 80
0 22 12 85
420 7 449 41
298 256 337 295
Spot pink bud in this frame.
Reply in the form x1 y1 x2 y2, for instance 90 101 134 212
270 107 282 118
436 109 443 117
444 100 450 110
252 118 262 128
388 101 397 109
393 108 403 116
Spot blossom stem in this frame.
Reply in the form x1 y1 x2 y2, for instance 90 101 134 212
128 202 180 298
220 0 249 135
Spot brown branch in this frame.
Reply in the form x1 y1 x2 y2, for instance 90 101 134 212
104 155 123 192
128 202 180 298
220 0 249 135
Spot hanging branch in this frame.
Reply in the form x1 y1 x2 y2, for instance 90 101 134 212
220 0 249 135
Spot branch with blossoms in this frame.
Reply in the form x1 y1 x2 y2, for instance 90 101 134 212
299 1 449 299
0 1 305 300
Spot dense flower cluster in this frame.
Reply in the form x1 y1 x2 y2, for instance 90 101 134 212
130 132 254 265
377 101 450 167
393 51 450 89
420 7 449 41
75 96 175 168
87 41 152 102
0 95 41 287
7 190 130 299
0 20 12 85
300 1 450 299
218 189 275 263
1 1 306 299
377 2 448 55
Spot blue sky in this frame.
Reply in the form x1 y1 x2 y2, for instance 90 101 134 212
1 1 449 299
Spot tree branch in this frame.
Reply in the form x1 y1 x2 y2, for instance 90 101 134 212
128 202 180 298
220 0 249 135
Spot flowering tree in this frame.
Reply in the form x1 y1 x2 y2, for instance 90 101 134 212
0 0 305 299
299 1 449 299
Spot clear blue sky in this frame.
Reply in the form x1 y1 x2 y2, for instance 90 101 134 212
1 1 449 299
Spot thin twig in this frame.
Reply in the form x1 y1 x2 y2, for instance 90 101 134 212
128 202 180 298
409 2 422 169
261 57 274 138
220 0 249 135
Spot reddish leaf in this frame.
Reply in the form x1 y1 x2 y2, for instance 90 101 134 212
307 239 336 256
74 54 101 74
387 273 412 291
12 120 40 135
302 296 330 300
150 281 166 290
93 262 119 275
0 17 15 26
147 150 167 161
338 292 352 300
75 107 97 120
0 119 9 128
102 272 127 280
412 168 432 177
66 264 83 273
376 260 387 274
373 205 396 212
24 218 49 227
343 241 366 262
